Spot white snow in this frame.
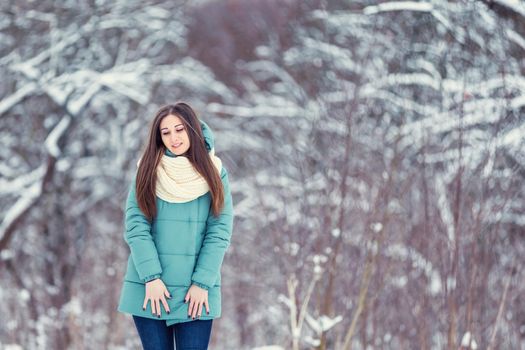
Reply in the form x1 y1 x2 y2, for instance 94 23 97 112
20 289 30 302
4 345 24 350
385 244 443 295
364 2 433 15
460 331 478 349
0 249 15 260
207 101 303 118
494 0 525 17
0 82 38 115
284 242 300 256
62 297 82 316
0 181 42 244
371 222 383 233
506 28 525 50
0 165 45 195
312 254 328 264
305 314 343 333
44 115 71 158
304 336 321 346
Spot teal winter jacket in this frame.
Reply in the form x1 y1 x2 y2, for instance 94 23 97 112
117 121 234 326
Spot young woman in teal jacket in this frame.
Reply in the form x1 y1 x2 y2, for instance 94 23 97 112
117 102 234 350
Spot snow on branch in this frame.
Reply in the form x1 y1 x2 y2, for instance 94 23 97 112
363 2 456 39
0 83 38 116
385 243 443 295
0 181 42 251
493 0 525 18
154 58 237 102
207 102 305 119
44 115 72 158
371 73 441 91
98 59 153 105
501 123 525 148
0 165 46 196
506 28 525 50
304 313 343 334
242 60 307 101
364 1 433 14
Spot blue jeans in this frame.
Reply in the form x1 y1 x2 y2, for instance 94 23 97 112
132 315 213 350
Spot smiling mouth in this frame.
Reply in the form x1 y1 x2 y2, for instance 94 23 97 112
172 143 182 148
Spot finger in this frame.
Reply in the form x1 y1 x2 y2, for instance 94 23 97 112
204 299 210 315
184 290 190 303
196 301 202 318
152 298 157 315
143 297 149 311
164 289 172 299
192 300 200 319
161 296 170 314
155 299 161 317
189 299 196 319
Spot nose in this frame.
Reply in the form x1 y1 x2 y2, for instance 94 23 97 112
170 134 178 144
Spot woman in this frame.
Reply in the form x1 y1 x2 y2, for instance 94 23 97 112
117 102 234 350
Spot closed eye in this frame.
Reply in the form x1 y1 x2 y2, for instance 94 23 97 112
161 126 185 135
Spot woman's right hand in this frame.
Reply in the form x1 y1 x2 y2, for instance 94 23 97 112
143 278 171 317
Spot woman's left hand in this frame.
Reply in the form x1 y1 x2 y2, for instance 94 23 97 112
185 284 209 319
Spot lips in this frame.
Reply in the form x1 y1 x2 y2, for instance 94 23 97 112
172 143 182 148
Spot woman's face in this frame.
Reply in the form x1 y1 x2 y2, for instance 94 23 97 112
160 114 191 156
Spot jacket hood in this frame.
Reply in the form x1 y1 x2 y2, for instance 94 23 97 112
165 120 214 157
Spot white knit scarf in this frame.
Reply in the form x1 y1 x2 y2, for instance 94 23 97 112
137 149 222 203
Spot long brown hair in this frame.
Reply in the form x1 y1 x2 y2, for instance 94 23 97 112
135 102 224 221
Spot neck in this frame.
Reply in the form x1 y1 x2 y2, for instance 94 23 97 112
165 147 183 158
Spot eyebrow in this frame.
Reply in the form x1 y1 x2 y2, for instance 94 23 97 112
161 123 184 131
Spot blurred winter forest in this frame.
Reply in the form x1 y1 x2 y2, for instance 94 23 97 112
0 0 524 349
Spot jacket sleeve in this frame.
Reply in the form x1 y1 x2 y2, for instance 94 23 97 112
123 178 163 282
191 167 234 290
